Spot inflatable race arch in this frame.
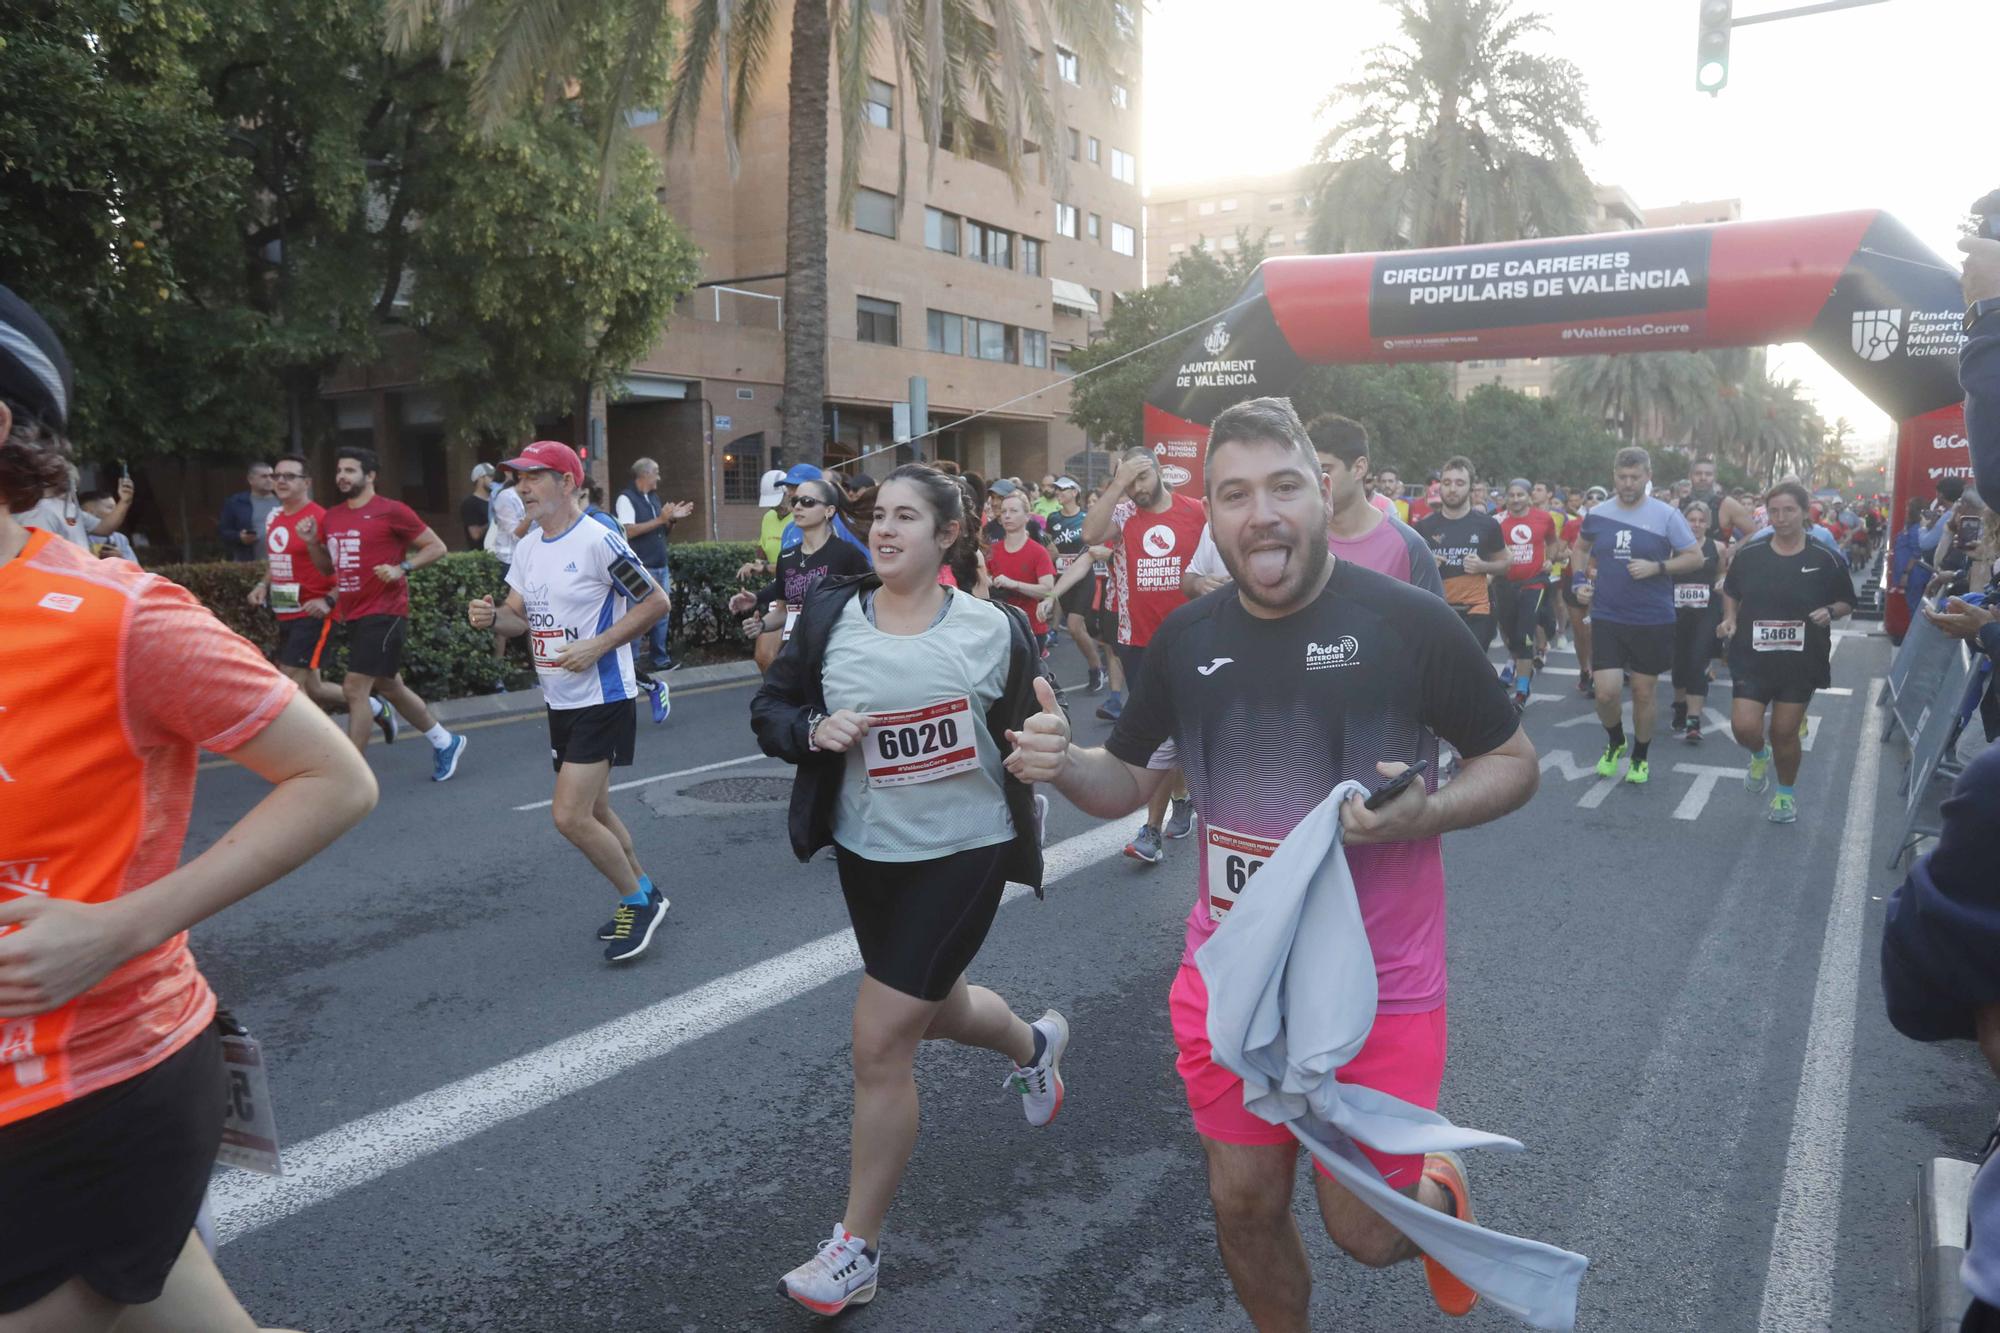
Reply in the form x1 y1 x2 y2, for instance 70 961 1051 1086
1142 211 1971 527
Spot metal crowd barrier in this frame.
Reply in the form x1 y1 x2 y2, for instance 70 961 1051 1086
1883 611 1989 868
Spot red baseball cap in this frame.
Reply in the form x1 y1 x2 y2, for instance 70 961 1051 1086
501 439 584 486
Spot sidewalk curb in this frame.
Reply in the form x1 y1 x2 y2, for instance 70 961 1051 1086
1918 1156 1979 1333
427 660 761 727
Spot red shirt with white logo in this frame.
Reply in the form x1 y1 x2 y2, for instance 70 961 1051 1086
985 535 1057 634
1111 491 1208 647
1499 507 1556 583
263 502 334 620
321 495 427 621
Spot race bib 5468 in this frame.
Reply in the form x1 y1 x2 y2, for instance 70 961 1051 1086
1751 620 1806 652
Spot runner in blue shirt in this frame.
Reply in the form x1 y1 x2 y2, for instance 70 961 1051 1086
1572 447 1702 786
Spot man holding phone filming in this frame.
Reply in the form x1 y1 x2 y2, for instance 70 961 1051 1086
1005 396 1538 1329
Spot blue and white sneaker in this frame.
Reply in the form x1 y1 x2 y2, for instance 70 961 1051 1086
646 677 671 725
779 1226 877 1316
430 732 467 782
1094 692 1124 722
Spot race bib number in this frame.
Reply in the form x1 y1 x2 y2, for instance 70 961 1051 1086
268 582 301 614
1205 824 1281 924
863 697 979 788
1751 620 1806 652
783 607 801 642
217 1026 283 1176
531 627 571 671
1673 583 1710 609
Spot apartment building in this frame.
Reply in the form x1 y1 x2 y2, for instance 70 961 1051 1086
1143 168 1316 285
316 11 1143 542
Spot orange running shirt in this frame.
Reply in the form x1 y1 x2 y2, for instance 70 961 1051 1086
0 529 295 1127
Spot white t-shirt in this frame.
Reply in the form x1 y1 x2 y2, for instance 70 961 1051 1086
18 496 97 548
487 486 526 563
504 512 654 710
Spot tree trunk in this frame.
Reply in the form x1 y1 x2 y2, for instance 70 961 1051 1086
780 0 832 466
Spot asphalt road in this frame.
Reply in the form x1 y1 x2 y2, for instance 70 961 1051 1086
183 626 1996 1332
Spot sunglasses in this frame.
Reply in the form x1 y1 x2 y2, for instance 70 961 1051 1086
273 472 307 481
791 497 826 510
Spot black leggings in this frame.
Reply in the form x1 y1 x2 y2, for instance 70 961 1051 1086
1672 606 1720 693
836 841 1012 1002
1494 579 1546 659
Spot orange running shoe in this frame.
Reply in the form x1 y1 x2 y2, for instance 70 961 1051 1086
1420 1151 1480 1316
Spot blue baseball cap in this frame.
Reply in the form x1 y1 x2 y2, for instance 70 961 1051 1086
782 464 823 485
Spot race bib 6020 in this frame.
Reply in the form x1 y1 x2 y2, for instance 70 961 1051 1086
863 697 979 788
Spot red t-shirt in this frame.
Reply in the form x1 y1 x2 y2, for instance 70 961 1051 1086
986 535 1057 633
321 495 427 621
1498 507 1555 583
1111 491 1208 647
263 502 334 620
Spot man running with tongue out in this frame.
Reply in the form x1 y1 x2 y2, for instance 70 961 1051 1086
1007 396 1539 1329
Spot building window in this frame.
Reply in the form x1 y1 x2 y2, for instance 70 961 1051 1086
1268 236 1285 249
1088 136 1101 164
926 309 963 355
1219 198 1237 213
1087 212 1101 241
1168 241 1186 254
1055 203 1077 238
1111 221 1135 256
857 296 899 345
1268 198 1285 212
924 206 960 254
864 77 894 129
1114 1 1136 39
1111 82 1129 109
1052 346 1073 373
966 219 1013 268
1088 287 1102 310
1218 233 1236 251
1021 236 1043 276
1056 46 1078 83
1197 200 1216 217
972 318 1011 362
1110 148 1135 184
1021 328 1049 369
1524 384 1544 398
853 187 896 238
1295 229 1308 242
1066 127 1080 160
722 434 770 502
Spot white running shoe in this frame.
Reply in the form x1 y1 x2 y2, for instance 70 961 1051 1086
1003 1009 1069 1127
778 1225 877 1316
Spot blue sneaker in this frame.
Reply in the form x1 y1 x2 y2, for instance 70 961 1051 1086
430 732 467 782
1499 663 1516 686
1095 692 1124 722
647 678 671 725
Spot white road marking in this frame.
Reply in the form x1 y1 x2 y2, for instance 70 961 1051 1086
1577 775 1620 808
512 753 765 811
1817 687 1854 697
209 819 1134 1245
1670 764 1747 821
1754 678 1886 1332
1537 749 1599 784
1533 666 1581 677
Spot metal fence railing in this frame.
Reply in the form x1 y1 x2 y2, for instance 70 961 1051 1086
1881 606 1994 868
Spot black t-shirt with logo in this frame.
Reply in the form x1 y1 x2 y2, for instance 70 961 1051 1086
1672 536 1722 615
1108 560 1519 839
1721 534 1855 682
1413 508 1504 616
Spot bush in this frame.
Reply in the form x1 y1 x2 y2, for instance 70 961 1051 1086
148 542 761 701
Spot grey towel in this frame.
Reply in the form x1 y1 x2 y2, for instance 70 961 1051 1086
1195 781 1589 1329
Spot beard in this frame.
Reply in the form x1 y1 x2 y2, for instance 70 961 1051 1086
1218 515 1332 614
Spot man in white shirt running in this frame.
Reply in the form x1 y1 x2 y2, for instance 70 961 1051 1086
468 441 671 963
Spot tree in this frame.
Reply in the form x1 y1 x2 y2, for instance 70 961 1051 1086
1453 383 1623 486
1289 362 1458 480
1306 0 1597 254
1553 351 1719 446
1066 240 1267 452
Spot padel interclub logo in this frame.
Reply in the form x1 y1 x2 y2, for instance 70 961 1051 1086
1851 308 1903 362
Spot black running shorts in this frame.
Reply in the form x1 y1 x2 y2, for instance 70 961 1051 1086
835 841 1011 1001
0 1026 222 1313
547 698 638 772
338 613 408 678
1727 641 1826 705
1672 606 1721 692
1590 618 1675 678
276 614 334 669
1493 578 1547 659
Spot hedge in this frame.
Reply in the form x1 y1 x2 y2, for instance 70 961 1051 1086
147 541 763 702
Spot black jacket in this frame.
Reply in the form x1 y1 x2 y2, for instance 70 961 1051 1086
749 574 1052 894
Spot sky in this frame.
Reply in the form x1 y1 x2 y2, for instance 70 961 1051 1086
1142 0 1993 461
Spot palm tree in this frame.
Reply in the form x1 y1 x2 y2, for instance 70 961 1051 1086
1306 0 1598 254
1553 351 1717 446
393 0 1130 466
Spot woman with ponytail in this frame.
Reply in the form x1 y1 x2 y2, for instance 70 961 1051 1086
750 463 1069 1317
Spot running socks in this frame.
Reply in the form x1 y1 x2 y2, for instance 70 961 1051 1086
1028 1023 1048 1067
1776 783 1795 799
1632 740 1650 764
368 697 386 719
1606 723 1626 750
423 723 452 749
621 875 656 907
1514 669 1533 697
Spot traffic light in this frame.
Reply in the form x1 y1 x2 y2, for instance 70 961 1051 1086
1696 0 1731 94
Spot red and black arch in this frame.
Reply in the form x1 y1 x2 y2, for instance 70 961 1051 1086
1143 210 1968 522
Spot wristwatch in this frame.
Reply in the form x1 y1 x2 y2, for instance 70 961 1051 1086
1964 297 2000 333
805 710 828 752
400 559 414 573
